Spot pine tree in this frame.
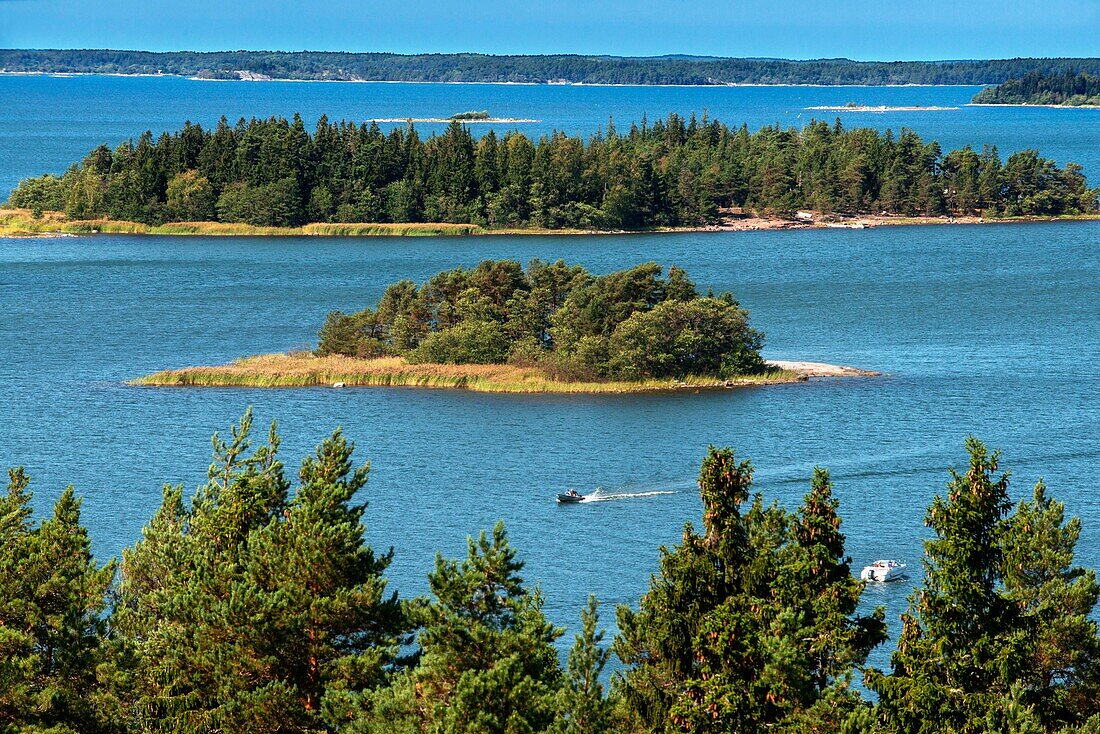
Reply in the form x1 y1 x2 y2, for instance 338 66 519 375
384 521 564 734
556 595 611 734
250 429 407 727
0 468 116 733
111 410 407 733
1000 481 1100 729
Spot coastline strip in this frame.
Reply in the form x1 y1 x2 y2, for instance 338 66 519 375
132 354 878 394
368 117 541 123
3 209 1098 239
805 105 958 112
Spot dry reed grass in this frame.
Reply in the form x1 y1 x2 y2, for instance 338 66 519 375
134 353 806 394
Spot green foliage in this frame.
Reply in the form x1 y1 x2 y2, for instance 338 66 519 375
974 71 1100 106
216 176 303 227
606 297 766 379
317 260 767 381
109 409 408 733
9 114 1096 225
4 426 1100 734
7 175 68 212
411 320 511 364
0 468 116 734
165 170 215 221
556 596 612 734
354 522 564 733
613 448 885 733
867 437 1100 733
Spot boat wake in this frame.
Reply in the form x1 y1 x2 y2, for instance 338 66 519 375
580 488 676 503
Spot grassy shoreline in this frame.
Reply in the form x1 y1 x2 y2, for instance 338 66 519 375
131 353 873 394
3 208 1098 239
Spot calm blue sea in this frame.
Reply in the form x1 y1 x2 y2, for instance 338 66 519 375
3 75 1100 197
1 76 1098 672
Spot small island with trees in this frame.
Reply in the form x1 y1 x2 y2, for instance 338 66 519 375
3 113 1097 238
137 260 874 392
972 70 1100 107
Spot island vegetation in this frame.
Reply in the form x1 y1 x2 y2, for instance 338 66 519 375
973 70 1100 106
7 114 1097 234
3 415 1100 733
140 261 833 392
450 110 491 120
3 49 1100 85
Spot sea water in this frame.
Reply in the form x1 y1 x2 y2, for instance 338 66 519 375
1 76 1098 672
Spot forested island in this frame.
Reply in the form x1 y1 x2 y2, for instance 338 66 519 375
3 49 1100 85
6 114 1098 236
973 70 1100 106
5 416 1100 733
141 260 857 392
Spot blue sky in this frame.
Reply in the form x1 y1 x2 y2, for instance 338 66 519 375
0 0 1097 59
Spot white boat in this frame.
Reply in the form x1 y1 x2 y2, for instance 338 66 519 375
860 560 907 582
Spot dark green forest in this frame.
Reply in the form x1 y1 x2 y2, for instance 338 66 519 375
3 50 1100 85
317 261 767 380
973 71 1100 106
3 416 1100 733
8 114 1097 230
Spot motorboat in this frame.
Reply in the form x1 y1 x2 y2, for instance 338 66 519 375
556 490 586 504
860 560 907 582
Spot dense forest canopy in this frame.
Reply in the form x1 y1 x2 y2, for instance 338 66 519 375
973 70 1100 106
3 49 1100 85
8 114 1097 230
317 260 767 381
4 418 1100 733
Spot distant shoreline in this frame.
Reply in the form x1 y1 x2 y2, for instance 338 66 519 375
133 353 879 393
368 117 541 123
3 209 1098 239
0 71 986 89
966 102 1100 109
805 105 958 112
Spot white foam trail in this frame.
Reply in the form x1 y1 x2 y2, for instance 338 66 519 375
580 490 676 503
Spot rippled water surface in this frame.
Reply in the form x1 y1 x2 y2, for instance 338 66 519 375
1 77 1098 671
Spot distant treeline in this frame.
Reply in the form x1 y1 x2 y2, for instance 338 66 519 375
974 70 1100 106
5 416 1100 733
3 49 1100 85
8 114 1098 230
318 260 767 381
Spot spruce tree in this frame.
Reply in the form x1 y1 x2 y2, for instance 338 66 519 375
868 437 1014 733
774 468 886 731
868 438 1100 733
615 448 882 733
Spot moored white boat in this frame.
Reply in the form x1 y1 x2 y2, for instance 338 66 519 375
860 559 907 582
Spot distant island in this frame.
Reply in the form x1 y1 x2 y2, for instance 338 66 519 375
368 112 540 123
2 50 1100 85
972 71 1100 107
5 114 1097 236
805 103 958 112
137 260 875 392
